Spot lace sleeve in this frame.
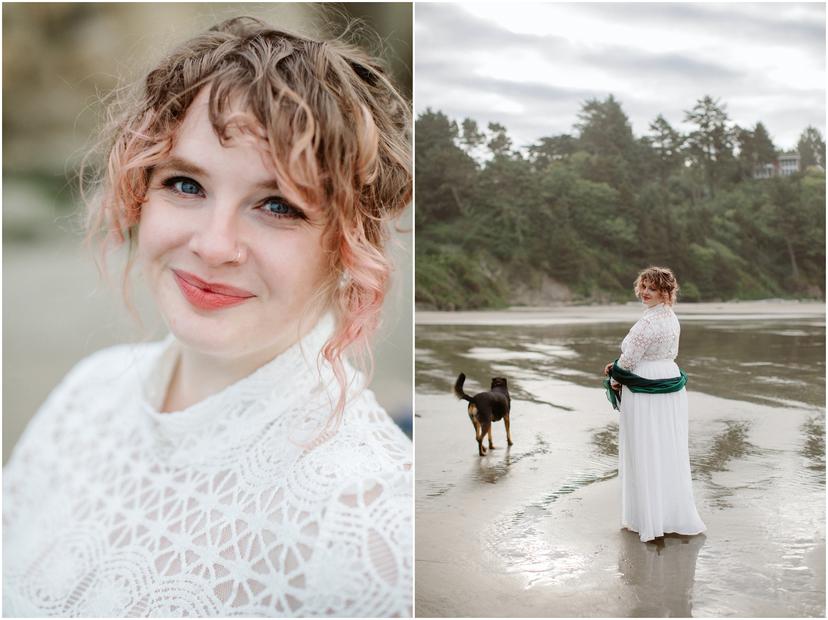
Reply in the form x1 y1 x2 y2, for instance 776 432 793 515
301 471 412 617
2 351 94 530
618 318 656 372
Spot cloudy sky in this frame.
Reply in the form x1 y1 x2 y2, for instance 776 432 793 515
415 3 825 150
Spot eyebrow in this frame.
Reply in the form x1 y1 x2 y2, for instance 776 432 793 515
153 155 282 192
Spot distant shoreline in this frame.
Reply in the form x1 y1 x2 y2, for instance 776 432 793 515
416 300 826 325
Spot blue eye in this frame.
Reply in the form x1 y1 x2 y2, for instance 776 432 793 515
175 179 201 194
163 176 202 196
262 198 303 220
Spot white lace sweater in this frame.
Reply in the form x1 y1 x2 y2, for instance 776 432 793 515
618 303 681 371
3 316 412 617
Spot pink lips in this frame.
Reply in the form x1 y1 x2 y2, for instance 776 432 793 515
172 269 255 311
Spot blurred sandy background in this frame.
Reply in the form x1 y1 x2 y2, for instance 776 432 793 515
3 3 413 464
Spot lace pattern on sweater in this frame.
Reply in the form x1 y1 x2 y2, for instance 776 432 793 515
3 329 412 617
618 304 680 371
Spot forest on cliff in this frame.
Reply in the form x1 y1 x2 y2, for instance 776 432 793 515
416 95 825 309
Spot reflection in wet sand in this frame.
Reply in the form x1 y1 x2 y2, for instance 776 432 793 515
592 422 618 457
474 434 550 484
802 417 826 483
483 466 619 588
695 420 755 476
619 531 707 617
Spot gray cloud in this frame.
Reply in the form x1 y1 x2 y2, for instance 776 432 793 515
416 59 603 104
573 3 826 52
415 3 825 149
416 3 574 60
416 3 546 51
584 45 742 83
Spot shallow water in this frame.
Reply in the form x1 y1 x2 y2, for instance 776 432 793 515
415 316 825 617
416 320 826 409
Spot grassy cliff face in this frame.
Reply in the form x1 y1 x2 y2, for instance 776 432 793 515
415 105 826 310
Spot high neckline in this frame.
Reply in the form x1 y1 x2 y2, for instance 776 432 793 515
643 302 668 315
139 313 336 443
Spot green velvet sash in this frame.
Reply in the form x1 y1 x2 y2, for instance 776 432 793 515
603 359 687 411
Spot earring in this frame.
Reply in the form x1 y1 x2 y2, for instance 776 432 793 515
339 270 350 288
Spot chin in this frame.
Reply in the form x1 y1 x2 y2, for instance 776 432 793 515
167 315 248 357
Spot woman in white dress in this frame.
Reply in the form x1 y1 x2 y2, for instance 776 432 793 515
3 17 412 617
604 266 706 542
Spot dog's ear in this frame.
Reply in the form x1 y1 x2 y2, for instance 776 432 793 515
491 377 508 388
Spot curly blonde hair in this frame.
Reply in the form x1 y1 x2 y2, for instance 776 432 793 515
633 266 679 305
82 16 411 424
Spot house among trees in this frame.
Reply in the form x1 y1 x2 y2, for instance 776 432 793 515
754 152 801 179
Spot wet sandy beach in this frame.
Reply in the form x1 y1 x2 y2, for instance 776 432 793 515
415 303 825 617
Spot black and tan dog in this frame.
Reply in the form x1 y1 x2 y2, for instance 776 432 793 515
454 373 513 456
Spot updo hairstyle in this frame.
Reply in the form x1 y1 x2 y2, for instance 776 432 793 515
633 266 679 305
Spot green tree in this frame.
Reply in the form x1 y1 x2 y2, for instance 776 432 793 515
736 122 776 179
752 122 776 164
486 122 513 159
684 95 735 197
414 109 478 225
527 134 577 169
414 105 825 309
648 114 685 182
797 126 826 169
459 118 486 158
575 95 640 205
576 95 636 158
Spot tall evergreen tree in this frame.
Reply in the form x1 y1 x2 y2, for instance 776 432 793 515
576 94 637 158
648 114 685 182
736 122 776 179
797 126 826 169
459 118 486 158
575 95 639 195
684 95 734 197
752 122 776 164
486 122 513 158
735 125 757 179
414 109 478 225
527 134 577 169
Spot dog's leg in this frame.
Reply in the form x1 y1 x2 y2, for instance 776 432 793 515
505 413 513 446
479 422 491 455
487 425 495 450
469 404 485 455
468 404 481 439
469 413 479 439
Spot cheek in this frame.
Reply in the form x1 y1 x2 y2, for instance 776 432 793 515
137 199 187 264
258 230 330 293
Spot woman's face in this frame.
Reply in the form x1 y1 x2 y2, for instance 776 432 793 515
637 279 666 307
137 88 330 360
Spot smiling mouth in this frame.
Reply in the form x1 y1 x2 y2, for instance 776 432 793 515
172 269 255 311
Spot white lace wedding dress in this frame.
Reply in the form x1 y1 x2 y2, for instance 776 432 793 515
617 303 706 542
3 315 412 617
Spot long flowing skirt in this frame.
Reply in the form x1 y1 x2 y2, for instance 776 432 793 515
618 358 706 542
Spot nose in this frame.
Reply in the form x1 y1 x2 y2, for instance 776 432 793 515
188 204 244 267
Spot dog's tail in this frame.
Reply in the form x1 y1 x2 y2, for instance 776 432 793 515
453 373 474 402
